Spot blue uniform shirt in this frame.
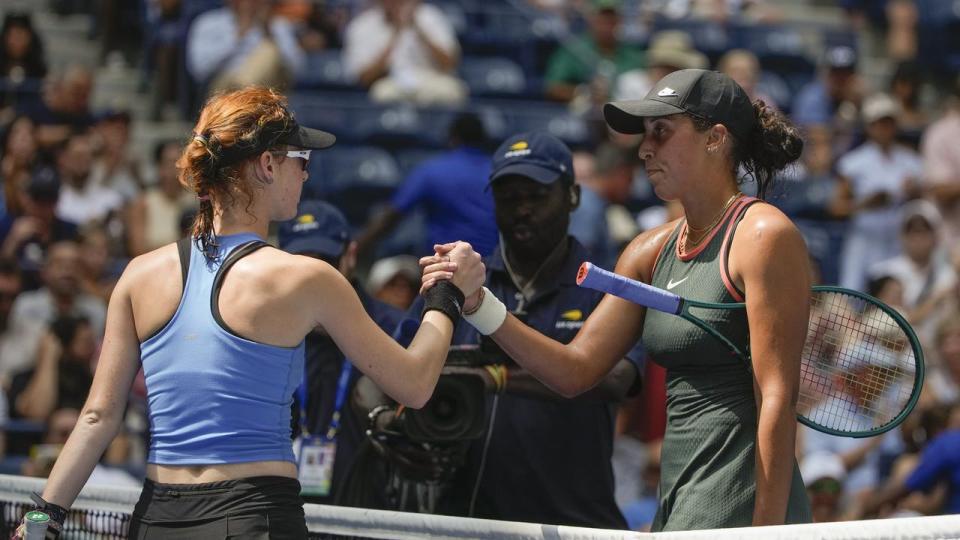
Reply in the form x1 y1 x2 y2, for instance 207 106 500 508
904 429 960 513
406 238 643 528
391 146 497 256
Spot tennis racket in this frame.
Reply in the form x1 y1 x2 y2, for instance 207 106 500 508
576 262 924 438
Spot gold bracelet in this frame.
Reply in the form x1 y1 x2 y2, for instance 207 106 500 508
463 287 485 316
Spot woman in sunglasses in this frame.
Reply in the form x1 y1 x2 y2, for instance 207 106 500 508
19 87 484 539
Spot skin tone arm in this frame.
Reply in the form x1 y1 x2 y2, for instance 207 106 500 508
39 268 144 508
729 205 811 526
15 332 62 421
426 223 673 398
312 241 484 408
447 360 638 402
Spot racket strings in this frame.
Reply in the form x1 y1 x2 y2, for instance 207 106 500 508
799 291 916 434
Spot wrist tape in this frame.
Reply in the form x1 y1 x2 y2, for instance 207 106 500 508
421 280 464 323
462 287 506 335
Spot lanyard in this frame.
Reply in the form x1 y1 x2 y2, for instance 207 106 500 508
298 357 353 441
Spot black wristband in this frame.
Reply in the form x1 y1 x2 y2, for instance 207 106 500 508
30 492 67 529
422 280 465 323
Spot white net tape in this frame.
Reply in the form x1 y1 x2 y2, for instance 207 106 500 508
2 474 958 539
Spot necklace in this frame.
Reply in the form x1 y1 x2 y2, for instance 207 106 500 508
681 192 741 252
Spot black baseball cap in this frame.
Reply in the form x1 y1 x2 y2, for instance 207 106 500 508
603 69 757 142
278 200 350 258
489 132 573 186
27 166 61 202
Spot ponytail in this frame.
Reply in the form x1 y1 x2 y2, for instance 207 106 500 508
734 100 804 199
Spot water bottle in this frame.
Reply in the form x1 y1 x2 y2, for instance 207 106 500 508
23 511 50 540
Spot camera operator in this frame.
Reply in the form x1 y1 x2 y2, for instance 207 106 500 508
278 200 403 505
409 132 644 528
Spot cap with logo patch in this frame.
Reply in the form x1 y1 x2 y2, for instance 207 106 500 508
489 132 574 186
603 68 757 142
278 200 350 258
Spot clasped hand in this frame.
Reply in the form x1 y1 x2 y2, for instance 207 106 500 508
419 241 485 311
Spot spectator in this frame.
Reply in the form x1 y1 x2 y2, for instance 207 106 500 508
889 60 928 144
929 315 960 403
142 0 184 121
343 0 464 105
55 132 124 228
920 77 960 242
791 45 864 153
8 240 106 336
78 225 122 305
1 115 38 215
424 132 643 528
126 140 196 256
186 0 306 94
89 110 141 202
10 315 95 422
872 200 955 309
17 65 94 149
612 30 707 102
0 258 42 389
800 452 847 523
0 166 79 290
274 0 345 52
545 0 644 104
356 113 496 258
831 93 923 292
570 143 634 267
0 12 47 81
365 255 420 311
717 49 779 109
278 200 402 505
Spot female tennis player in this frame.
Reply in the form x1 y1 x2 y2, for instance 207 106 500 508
428 69 812 530
21 87 484 539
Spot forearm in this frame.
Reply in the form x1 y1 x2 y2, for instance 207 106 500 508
926 182 960 206
753 397 797 526
508 359 636 402
42 411 123 508
357 36 397 87
16 367 57 421
389 312 453 408
491 315 608 398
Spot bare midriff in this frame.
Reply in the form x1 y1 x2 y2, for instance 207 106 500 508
147 460 298 484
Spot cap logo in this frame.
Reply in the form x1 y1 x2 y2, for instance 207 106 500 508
657 87 679 97
296 214 316 224
510 141 529 150
292 214 321 233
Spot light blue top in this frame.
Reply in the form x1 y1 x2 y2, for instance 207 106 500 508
140 233 304 465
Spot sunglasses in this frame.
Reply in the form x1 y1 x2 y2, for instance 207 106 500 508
284 149 311 171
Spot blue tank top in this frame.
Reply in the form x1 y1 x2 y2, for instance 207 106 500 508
140 233 305 465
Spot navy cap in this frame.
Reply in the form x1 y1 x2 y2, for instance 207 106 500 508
489 132 573 186
278 200 350 258
604 69 756 142
823 45 857 70
27 166 61 202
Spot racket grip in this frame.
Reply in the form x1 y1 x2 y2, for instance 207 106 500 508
576 262 683 314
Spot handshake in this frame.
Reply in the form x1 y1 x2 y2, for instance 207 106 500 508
418 241 506 335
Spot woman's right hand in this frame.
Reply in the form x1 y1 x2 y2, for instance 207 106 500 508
419 241 485 304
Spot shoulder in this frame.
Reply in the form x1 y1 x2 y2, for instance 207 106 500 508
238 246 348 299
115 242 183 302
616 218 681 283
733 202 808 275
737 202 804 247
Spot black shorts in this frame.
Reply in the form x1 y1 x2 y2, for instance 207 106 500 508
128 476 308 539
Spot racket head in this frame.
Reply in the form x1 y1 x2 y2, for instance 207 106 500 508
797 286 924 438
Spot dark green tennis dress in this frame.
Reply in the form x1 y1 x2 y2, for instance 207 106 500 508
641 197 811 531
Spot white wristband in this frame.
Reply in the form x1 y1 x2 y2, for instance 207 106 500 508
462 287 507 335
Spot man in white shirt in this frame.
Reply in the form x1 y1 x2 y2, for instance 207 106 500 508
0 259 43 388
55 132 124 228
187 0 305 93
342 0 466 105
921 79 960 243
832 93 923 292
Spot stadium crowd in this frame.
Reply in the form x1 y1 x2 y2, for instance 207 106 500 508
1 0 959 532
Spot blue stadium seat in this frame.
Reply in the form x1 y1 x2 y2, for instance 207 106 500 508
307 146 402 224
288 92 371 144
461 56 528 98
296 50 356 91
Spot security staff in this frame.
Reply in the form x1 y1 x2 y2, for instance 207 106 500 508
414 133 643 528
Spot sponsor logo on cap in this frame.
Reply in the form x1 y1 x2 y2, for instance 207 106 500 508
657 87 679 97
510 141 529 150
292 214 321 233
561 309 583 321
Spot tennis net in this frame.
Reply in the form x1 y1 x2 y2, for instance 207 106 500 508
2 474 958 539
